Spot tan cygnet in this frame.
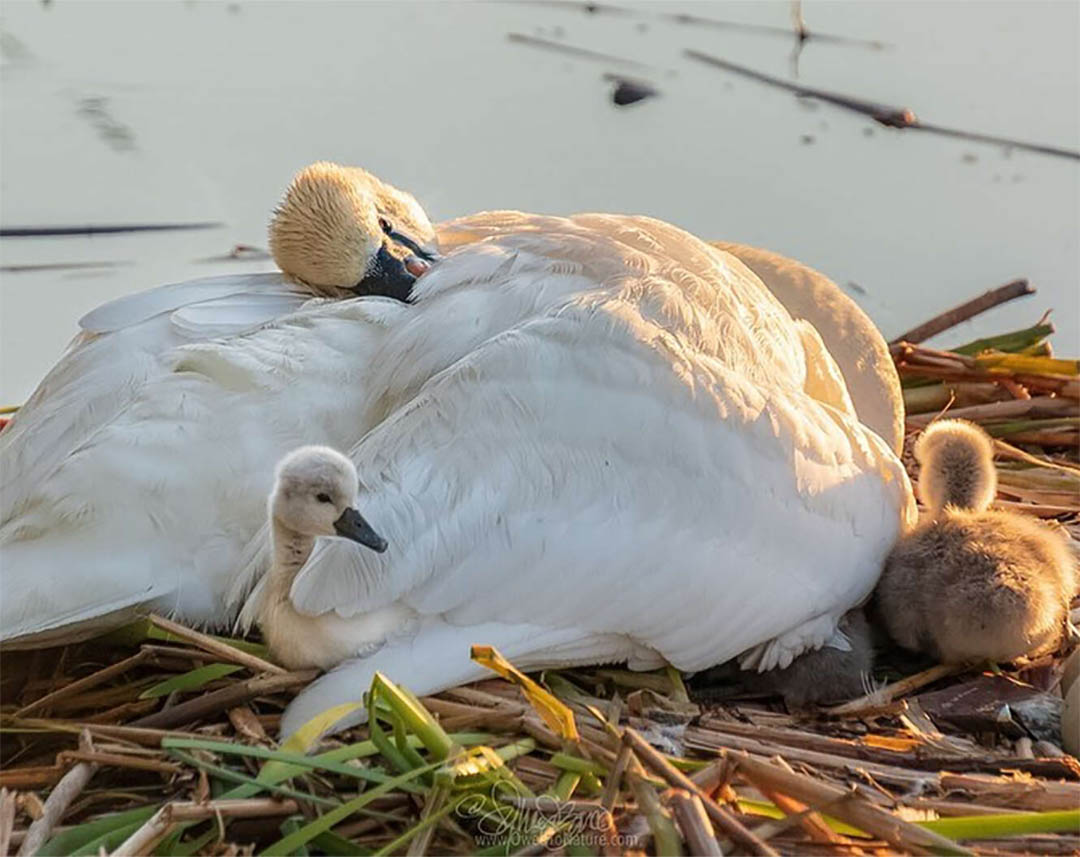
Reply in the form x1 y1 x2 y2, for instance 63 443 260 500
269 161 439 301
258 446 389 670
877 419 1078 664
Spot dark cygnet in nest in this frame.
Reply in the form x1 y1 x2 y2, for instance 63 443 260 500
876 419 1078 664
741 610 875 708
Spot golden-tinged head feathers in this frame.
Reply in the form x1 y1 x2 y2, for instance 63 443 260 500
270 162 381 295
268 162 436 297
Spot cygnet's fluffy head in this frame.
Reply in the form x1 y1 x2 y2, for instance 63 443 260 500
269 162 438 301
271 446 386 552
914 419 997 514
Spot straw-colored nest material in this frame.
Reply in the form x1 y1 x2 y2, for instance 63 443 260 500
1 314 1077 856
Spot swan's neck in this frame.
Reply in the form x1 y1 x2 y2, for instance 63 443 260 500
267 518 315 604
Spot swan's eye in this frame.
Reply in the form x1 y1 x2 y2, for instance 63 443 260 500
378 217 393 235
316 493 332 504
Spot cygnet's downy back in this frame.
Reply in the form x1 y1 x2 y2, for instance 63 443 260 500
877 420 1078 664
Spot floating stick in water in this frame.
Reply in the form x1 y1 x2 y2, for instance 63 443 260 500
685 50 1080 161
508 32 660 71
0 222 222 238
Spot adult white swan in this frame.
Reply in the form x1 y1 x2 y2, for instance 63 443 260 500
0 163 436 645
0 162 436 537
1 171 905 652
219 210 915 736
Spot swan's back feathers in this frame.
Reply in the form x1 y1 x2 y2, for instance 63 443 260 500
711 241 903 453
285 213 913 682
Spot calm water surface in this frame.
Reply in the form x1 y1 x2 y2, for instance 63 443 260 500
1 0 1077 403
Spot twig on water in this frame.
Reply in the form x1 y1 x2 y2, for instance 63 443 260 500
666 9 885 49
0 222 222 238
684 50 1080 160
508 32 662 71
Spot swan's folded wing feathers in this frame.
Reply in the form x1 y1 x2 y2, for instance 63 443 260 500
168 289 313 338
79 273 304 333
288 289 910 671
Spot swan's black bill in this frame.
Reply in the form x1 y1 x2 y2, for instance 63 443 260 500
352 244 417 302
334 507 388 553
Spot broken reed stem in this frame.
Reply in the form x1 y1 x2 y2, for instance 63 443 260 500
112 798 302 856
623 727 779 856
729 752 974 856
147 614 285 675
0 789 16 857
131 670 316 730
759 786 848 847
667 790 723 856
109 805 176 857
601 739 633 812
17 731 98 857
827 663 965 715
890 279 1033 344
905 396 1077 427
627 773 683 856
14 650 152 718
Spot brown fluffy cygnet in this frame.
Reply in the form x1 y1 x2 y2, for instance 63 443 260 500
876 419 1078 664
741 610 875 708
693 610 874 709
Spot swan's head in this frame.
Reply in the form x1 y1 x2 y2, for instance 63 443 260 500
914 419 997 514
270 446 387 552
269 161 440 302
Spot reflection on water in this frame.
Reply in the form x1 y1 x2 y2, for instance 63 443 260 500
1 0 1077 403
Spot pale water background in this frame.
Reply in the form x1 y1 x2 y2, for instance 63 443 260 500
1 0 1077 404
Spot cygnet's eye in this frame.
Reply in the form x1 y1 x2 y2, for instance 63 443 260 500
378 217 393 235
316 493 332 504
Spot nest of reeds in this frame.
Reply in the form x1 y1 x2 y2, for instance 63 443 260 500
1 289 1078 856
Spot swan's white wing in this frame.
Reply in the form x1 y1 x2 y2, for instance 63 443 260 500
0 298 403 644
1 273 312 526
713 241 903 453
79 272 306 334
288 222 913 684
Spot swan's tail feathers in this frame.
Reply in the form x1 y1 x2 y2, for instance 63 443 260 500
280 619 647 739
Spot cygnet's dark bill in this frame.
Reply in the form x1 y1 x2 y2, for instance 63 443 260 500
333 507 388 553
